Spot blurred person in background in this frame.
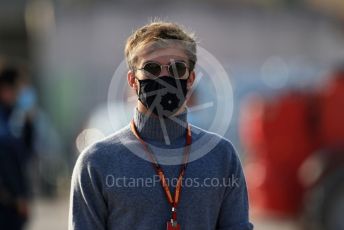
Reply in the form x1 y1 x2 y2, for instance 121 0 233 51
0 65 33 230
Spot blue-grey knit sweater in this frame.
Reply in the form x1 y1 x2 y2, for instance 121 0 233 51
69 109 253 230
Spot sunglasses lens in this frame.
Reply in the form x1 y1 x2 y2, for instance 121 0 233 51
143 63 161 77
170 62 188 79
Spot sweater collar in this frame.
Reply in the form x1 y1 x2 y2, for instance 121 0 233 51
133 108 188 143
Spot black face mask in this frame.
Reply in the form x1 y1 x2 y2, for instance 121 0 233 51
137 76 188 117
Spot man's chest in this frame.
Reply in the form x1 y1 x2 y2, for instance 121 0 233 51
102 160 227 212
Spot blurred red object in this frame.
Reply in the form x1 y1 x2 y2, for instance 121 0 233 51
241 71 344 219
241 92 317 217
318 72 344 149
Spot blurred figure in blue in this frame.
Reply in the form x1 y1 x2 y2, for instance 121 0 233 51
0 65 33 230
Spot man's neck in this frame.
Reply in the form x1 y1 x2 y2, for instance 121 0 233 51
133 102 188 143
136 100 187 117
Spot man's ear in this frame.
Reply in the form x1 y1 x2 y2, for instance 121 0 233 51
127 70 138 91
187 71 196 90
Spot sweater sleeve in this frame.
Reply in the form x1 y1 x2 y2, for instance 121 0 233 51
68 148 108 230
216 143 254 230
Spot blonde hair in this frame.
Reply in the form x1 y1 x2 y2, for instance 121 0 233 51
125 21 197 71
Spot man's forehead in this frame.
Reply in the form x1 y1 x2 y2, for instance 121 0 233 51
138 47 188 65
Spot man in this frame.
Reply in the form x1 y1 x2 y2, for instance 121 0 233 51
69 21 253 230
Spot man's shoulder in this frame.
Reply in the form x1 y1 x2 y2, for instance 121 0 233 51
76 125 132 166
190 124 234 148
189 124 239 161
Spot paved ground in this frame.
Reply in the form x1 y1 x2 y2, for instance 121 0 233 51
25 196 299 230
26 197 69 230
253 218 299 230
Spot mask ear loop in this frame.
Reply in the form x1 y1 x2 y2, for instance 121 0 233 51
134 76 141 97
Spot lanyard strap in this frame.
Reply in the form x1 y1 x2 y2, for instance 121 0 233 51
130 120 192 221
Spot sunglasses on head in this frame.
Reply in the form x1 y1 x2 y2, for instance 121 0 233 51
136 60 190 79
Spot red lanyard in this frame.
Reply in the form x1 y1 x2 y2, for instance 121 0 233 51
130 120 192 228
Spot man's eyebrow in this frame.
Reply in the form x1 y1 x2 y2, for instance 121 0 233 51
140 60 158 67
169 58 187 62
140 57 187 65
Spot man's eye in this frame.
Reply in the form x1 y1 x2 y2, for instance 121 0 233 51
144 63 161 76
